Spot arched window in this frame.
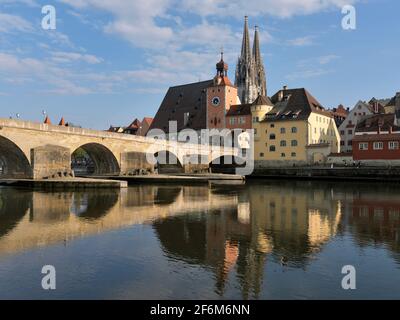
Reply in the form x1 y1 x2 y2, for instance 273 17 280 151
269 146 276 152
270 134 276 140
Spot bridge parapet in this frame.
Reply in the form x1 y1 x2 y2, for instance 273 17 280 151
0 118 241 179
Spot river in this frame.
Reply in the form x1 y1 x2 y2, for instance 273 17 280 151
0 180 399 299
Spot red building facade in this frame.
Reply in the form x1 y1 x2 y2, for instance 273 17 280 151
353 114 400 160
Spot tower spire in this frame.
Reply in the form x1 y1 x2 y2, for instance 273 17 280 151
253 25 261 65
241 16 251 61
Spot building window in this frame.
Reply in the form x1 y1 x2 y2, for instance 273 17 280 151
359 142 368 150
270 134 276 140
291 152 296 157
239 117 246 124
348 130 353 135
270 124 275 128
260 153 264 157
184 112 190 126
340 130 345 135
340 141 345 146
348 140 352 146
389 141 399 150
291 127 297 133
373 142 384 150
291 140 298 147
281 153 286 158
269 146 276 152
229 117 235 125
280 140 287 147
280 128 286 134
254 128 257 135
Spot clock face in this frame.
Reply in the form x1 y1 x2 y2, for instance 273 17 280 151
212 97 221 106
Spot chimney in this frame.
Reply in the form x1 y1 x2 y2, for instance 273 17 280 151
278 86 287 102
374 102 379 114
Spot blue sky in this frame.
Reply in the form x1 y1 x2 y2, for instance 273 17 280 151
0 0 399 129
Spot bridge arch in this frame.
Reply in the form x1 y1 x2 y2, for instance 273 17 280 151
71 143 120 176
209 155 246 174
0 135 32 178
154 150 184 174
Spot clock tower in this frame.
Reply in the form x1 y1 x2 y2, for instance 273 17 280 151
206 52 238 130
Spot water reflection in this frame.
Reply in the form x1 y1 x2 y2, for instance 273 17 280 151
0 181 400 299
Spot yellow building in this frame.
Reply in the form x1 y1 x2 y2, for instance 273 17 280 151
251 87 340 166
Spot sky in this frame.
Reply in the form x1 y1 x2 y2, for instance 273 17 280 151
0 0 399 130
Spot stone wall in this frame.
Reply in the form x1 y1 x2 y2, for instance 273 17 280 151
31 145 73 179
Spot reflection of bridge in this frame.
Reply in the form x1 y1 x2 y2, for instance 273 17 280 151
0 118 238 179
0 186 239 256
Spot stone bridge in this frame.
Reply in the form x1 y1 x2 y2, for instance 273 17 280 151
0 118 239 179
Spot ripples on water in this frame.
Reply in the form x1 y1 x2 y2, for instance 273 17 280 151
0 180 400 299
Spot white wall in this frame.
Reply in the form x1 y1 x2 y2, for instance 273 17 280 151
338 101 373 152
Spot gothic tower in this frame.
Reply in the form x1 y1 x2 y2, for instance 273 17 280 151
253 26 267 98
235 17 267 104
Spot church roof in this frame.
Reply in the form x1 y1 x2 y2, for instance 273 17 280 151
263 88 331 122
150 80 214 133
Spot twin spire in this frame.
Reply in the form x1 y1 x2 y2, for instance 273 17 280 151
235 16 267 104
213 16 267 103
240 16 262 65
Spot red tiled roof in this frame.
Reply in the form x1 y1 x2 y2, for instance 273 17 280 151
59 117 66 126
142 117 153 125
356 113 400 133
226 104 252 116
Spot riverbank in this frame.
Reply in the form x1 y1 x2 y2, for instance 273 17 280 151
83 173 245 185
0 177 127 189
250 166 400 182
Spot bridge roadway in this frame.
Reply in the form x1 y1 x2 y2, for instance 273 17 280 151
0 118 238 179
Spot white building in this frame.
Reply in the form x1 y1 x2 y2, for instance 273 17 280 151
338 101 376 152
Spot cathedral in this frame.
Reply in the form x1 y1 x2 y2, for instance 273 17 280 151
150 16 267 134
235 16 267 104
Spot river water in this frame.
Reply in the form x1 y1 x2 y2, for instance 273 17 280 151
0 180 399 299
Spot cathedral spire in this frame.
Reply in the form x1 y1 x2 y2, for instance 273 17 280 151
240 16 251 62
253 26 261 66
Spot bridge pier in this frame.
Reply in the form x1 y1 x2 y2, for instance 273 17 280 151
182 164 210 174
120 152 154 176
31 145 74 179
